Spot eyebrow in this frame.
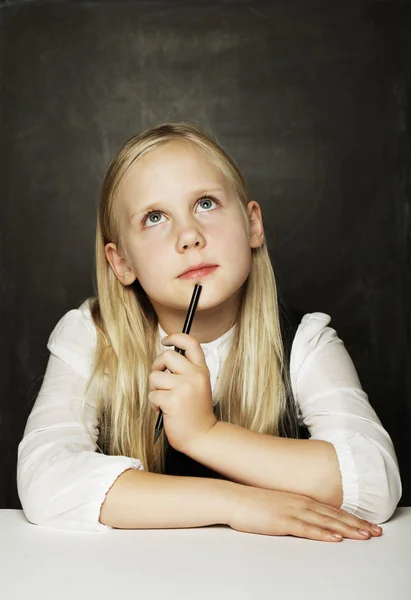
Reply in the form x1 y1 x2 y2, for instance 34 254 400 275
129 187 226 222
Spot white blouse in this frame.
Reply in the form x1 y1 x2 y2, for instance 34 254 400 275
17 300 402 531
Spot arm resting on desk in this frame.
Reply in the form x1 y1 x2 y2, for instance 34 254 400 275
184 423 343 508
99 468 235 529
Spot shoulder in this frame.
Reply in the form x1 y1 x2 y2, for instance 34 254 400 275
46 298 98 378
289 311 339 380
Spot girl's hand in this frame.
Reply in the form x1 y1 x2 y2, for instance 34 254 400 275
228 485 383 541
149 333 217 452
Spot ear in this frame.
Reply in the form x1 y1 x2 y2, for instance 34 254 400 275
247 201 264 248
104 242 137 286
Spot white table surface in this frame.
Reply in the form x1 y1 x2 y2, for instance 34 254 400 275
1 508 410 600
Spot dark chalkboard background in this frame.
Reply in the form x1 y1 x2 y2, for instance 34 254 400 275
1 0 410 510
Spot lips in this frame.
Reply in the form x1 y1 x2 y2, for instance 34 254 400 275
179 266 218 280
178 263 218 277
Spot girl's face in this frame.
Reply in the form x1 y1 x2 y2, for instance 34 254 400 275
105 140 264 334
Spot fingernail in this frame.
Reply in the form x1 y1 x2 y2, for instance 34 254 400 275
359 529 370 537
371 524 381 533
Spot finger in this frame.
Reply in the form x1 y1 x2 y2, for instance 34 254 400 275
149 370 175 391
306 502 382 536
161 333 206 368
151 349 189 375
288 517 344 542
301 509 373 540
148 389 170 414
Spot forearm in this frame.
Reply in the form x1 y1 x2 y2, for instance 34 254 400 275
99 468 237 529
185 422 343 508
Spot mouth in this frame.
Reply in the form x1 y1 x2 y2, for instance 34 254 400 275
178 265 219 280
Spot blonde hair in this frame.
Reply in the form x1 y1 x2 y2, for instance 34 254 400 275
85 122 300 474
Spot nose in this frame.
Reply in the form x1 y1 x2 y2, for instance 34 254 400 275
177 226 205 251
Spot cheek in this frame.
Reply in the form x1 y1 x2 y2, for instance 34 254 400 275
125 233 167 269
213 220 249 256
227 240 252 273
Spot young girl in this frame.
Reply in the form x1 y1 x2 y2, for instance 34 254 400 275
17 122 401 541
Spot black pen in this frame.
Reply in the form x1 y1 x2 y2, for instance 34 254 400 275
154 284 203 444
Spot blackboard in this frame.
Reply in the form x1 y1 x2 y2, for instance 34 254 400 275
1 0 410 510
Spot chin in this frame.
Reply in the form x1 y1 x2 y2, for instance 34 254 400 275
200 285 240 308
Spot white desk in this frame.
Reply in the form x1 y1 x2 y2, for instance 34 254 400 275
1 508 410 600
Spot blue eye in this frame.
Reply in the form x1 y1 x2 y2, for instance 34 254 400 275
142 195 220 228
143 211 163 226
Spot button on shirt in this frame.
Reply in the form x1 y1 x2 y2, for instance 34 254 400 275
17 300 402 531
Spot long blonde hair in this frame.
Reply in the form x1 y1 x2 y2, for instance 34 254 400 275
85 122 300 474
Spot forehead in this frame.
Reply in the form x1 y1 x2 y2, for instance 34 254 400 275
119 140 230 201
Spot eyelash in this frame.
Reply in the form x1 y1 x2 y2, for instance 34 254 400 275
141 194 221 227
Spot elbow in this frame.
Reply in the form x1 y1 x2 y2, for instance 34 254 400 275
17 439 55 527
331 432 403 525
17 461 100 531
357 459 403 525
368 500 400 525
17 463 43 527
17 452 64 529
16 450 55 528
17 464 91 530
372 479 402 524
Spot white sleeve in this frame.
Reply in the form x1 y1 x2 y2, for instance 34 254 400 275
289 312 402 524
17 302 143 531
